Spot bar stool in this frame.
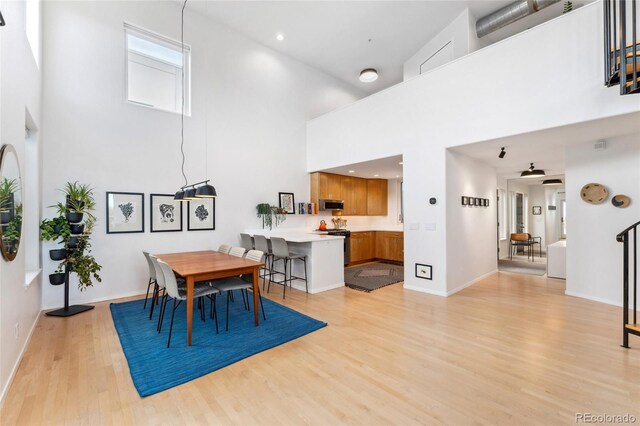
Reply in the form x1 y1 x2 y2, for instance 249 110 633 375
269 237 308 298
240 233 254 251
253 235 274 290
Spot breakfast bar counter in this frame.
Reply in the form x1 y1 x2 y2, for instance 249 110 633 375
245 231 345 294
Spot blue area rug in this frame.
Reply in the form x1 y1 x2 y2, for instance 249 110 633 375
110 295 326 397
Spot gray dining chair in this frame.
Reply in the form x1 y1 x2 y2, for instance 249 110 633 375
212 249 267 331
156 259 221 347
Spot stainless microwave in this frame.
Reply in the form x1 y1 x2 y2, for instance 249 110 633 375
319 199 344 211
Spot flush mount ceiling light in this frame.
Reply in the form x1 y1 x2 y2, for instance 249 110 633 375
359 68 378 83
542 178 563 185
174 0 217 201
520 162 546 178
276 33 285 41
498 147 506 159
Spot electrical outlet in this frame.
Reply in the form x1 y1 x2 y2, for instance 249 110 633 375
14 323 19 340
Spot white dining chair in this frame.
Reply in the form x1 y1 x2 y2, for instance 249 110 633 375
217 244 232 254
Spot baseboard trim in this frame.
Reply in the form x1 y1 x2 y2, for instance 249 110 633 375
0 309 42 408
402 284 448 297
290 282 345 294
447 270 498 296
42 290 145 310
564 290 628 308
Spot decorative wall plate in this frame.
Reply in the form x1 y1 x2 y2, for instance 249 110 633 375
580 183 608 204
611 194 631 208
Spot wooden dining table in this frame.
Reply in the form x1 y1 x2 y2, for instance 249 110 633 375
156 250 264 346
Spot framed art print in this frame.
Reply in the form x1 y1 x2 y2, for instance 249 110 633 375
532 205 542 215
461 196 468 206
150 194 182 232
188 198 215 231
106 192 144 234
279 192 295 214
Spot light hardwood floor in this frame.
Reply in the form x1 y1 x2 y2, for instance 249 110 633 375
2 272 639 425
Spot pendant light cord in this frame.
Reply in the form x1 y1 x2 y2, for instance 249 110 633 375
180 0 188 187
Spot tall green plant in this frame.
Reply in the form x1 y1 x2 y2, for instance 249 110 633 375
42 181 101 291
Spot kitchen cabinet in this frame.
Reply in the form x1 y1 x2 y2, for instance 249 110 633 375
375 231 404 262
350 231 375 263
350 231 403 264
341 176 368 216
315 172 342 200
367 179 388 216
310 172 388 217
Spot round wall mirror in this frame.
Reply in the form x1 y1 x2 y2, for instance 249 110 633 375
0 144 22 261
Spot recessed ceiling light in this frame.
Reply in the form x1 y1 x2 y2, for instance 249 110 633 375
276 33 285 41
359 68 378 83
348 170 355 173
374 174 379 177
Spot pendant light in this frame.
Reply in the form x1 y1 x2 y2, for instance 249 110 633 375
173 0 217 201
542 178 563 185
520 163 546 178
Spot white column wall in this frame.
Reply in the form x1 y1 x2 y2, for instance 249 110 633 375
40 1 365 309
0 0 43 404
565 135 640 306
306 2 640 297
444 150 497 295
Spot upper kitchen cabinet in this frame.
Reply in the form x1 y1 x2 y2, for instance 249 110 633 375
311 172 342 200
341 176 368 216
367 179 388 216
310 172 387 216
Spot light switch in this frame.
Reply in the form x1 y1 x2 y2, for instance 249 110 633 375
409 223 419 231
424 223 436 231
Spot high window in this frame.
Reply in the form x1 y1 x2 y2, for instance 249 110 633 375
26 0 40 66
125 23 190 115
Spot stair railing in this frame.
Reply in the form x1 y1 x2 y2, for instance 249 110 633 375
604 0 639 95
616 220 639 347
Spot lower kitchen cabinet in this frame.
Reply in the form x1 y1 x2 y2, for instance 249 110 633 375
375 231 404 262
350 231 375 263
350 231 403 264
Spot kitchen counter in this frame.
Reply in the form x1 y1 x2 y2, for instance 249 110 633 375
245 231 345 294
348 227 404 232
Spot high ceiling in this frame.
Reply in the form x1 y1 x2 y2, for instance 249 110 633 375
187 1 512 95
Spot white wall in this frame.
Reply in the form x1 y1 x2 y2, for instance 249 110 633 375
565 134 640 306
40 1 364 309
306 2 640 297
0 0 43 404
403 9 478 81
445 150 497 295
544 186 564 245
528 184 546 248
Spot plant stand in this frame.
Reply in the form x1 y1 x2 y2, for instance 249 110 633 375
46 264 94 317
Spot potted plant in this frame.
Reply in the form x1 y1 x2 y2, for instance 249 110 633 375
0 177 18 224
62 181 96 224
41 181 101 301
2 203 21 254
256 203 287 230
